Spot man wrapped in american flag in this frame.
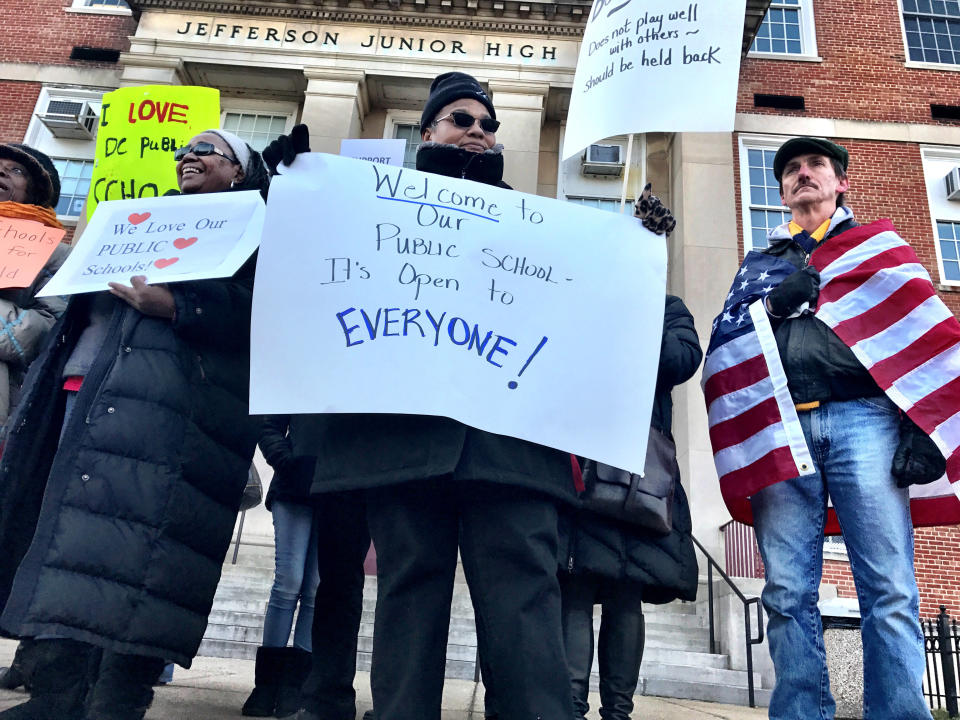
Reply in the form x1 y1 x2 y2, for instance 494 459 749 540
703 136 960 720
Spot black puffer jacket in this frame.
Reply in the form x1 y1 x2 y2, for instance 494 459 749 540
0 262 259 667
559 295 701 603
763 212 882 404
294 143 574 504
259 415 316 510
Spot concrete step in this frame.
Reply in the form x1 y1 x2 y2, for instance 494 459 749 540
637 662 761 689
635 647 727 669
641 676 771 707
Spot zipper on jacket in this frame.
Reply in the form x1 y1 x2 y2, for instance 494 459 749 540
195 354 207 381
82 307 125 425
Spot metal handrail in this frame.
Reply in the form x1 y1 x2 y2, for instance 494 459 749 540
691 534 765 708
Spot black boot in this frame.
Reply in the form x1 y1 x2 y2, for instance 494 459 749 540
82 651 165 720
0 639 32 691
274 648 311 718
0 639 93 720
241 647 286 717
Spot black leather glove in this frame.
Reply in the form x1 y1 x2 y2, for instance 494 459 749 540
766 266 820 318
893 414 946 487
262 123 311 175
633 183 676 236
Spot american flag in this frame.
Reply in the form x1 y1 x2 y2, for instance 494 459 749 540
703 218 960 531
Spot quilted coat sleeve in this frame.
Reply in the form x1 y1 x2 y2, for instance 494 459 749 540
657 295 702 390
259 415 293 472
0 245 70 368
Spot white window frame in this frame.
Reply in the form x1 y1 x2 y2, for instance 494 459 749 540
920 145 960 288
383 110 424 169
565 196 634 214
899 0 960 72
65 0 132 16
737 134 793 253
219 99 297 153
23 87 106 225
748 0 821 62
823 535 849 561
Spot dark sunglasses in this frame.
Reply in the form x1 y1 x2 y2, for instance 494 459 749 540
173 142 239 164
434 111 500 134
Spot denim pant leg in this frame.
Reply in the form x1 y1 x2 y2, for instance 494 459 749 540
822 398 928 720
262 500 316 648
291 511 321 651
751 410 835 720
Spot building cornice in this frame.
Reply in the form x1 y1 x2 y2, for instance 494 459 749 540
127 0 590 36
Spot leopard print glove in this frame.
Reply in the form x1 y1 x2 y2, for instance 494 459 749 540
633 183 676 236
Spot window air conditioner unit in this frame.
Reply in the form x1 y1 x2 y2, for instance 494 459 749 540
581 143 624 177
946 167 960 201
37 99 98 140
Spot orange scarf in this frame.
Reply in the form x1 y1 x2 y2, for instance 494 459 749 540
0 201 63 229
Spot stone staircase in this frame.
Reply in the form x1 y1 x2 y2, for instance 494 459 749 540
199 545 770 707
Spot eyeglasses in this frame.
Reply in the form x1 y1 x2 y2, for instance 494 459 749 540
433 111 500 134
173 142 239 164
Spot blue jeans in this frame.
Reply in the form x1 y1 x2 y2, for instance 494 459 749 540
262 500 320 650
751 397 929 720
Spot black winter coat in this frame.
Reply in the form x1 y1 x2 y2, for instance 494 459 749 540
259 415 316 509
0 270 259 666
763 215 882 404
294 143 574 503
559 295 701 603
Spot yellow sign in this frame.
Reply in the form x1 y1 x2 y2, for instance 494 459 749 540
87 85 221 219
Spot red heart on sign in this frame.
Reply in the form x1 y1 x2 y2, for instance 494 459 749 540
173 237 198 249
128 212 151 225
154 257 179 269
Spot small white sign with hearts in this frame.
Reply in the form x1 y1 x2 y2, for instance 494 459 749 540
39 190 265 296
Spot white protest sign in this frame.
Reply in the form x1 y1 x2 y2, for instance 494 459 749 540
562 0 747 160
252 153 666 473
38 191 264 297
340 138 407 167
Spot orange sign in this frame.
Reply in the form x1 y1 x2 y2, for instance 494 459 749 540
0 216 66 289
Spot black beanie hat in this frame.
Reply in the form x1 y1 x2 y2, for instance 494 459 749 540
419 72 496 132
0 143 60 208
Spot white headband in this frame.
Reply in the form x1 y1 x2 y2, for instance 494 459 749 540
204 129 252 174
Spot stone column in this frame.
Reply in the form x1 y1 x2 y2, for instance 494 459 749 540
667 132 741 561
117 51 185 86
488 81 548 194
301 69 368 154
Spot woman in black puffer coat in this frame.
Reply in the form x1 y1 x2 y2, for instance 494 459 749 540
0 129 267 720
558 294 702 720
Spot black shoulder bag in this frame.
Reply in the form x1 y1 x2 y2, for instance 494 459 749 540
580 426 678 535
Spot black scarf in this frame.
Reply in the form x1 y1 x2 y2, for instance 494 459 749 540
415 142 509 188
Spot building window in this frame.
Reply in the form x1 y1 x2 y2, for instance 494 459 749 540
902 0 960 65
393 124 424 169
51 159 93 218
823 535 848 558
221 112 290 153
566 197 631 213
939 221 960 281
69 0 130 8
749 0 817 58
740 143 790 251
